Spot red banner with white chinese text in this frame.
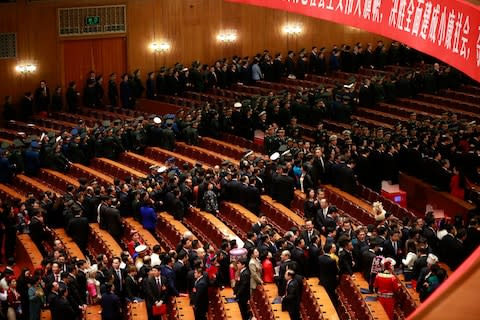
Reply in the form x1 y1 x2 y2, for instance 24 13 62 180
226 0 480 82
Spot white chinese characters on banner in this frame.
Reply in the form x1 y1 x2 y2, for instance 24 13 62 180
476 26 480 67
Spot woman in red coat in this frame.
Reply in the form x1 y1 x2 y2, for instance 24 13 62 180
261 252 274 283
374 258 400 320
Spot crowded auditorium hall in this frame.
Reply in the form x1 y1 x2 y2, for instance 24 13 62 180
0 0 479 319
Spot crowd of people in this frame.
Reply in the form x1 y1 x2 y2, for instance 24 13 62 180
0 39 479 320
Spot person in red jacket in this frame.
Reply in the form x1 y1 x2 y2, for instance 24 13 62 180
374 257 400 320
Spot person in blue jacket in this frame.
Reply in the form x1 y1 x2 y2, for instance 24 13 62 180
0 143 15 183
24 141 41 176
140 193 157 235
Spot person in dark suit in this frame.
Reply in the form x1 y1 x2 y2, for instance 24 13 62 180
285 51 296 77
361 239 381 292
440 225 466 271
66 266 86 316
66 207 89 252
234 258 251 320
291 238 307 276
338 236 355 276
124 266 141 301
55 287 75 319
192 267 209 320
120 73 133 109
100 283 122 320
250 215 267 235
173 251 189 293
337 160 358 195
161 255 179 297
383 229 402 265
271 165 295 207
110 257 125 297
144 265 168 320
315 199 337 233
104 199 124 242
277 250 295 296
281 270 301 320
300 220 320 249
20 91 34 121
29 210 50 256
307 233 322 273
317 243 339 305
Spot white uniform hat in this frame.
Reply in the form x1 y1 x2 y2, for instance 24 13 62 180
270 152 280 161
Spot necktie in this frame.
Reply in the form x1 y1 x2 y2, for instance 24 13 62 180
393 241 397 255
55 274 59 282
308 231 312 242
157 278 161 290
117 270 122 290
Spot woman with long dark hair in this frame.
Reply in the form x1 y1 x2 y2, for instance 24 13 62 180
303 188 317 221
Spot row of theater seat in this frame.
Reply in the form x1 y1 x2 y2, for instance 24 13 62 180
91 158 146 180
358 184 417 221
336 275 375 320
199 137 246 160
185 208 225 251
417 93 480 114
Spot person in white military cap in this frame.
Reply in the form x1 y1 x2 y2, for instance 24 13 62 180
270 152 280 161
134 244 149 270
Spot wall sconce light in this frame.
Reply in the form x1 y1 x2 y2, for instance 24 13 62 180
16 64 37 74
283 24 302 35
217 32 237 43
150 42 171 52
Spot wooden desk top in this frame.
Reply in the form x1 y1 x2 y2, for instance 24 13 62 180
158 212 202 247
198 210 241 244
295 190 306 200
397 273 420 306
52 228 86 261
41 168 81 188
351 273 390 320
219 287 243 320
125 151 162 167
201 137 247 154
71 163 114 185
263 283 291 320
146 147 198 168
89 223 123 257
16 234 43 269
176 142 239 166
324 185 373 215
306 278 339 320
261 195 305 227
96 158 147 179
17 174 55 193
225 202 258 224
0 183 27 202
175 296 195 320
124 217 161 250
